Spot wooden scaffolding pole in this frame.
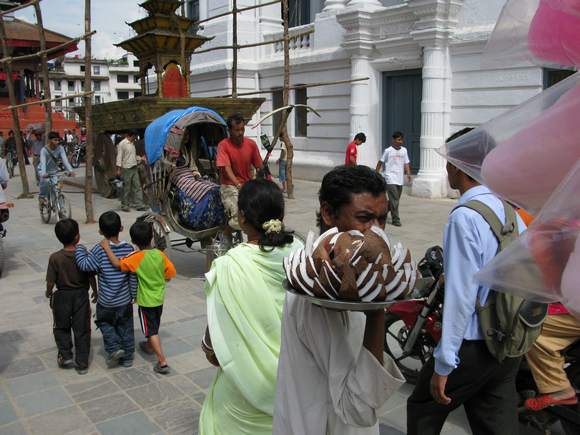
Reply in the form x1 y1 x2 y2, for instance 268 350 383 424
280 0 295 198
1 92 94 111
0 0 39 17
231 0 238 98
0 17 31 198
33 1 53 143
83 0 95 223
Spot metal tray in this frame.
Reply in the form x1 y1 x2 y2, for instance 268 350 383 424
283 280 424 311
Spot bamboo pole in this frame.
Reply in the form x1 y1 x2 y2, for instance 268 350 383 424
0 31 96 64
83 0 95 223
0 0 39 17
195 0 281 25
231 0 238 98
0 17 31 197
33 2 52 144
281 0 295 198
214 77 370 98
1 92 94 110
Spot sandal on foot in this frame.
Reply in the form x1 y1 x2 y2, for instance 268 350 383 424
153 362 170 375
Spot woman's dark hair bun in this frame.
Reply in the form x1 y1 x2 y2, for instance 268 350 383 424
238 179 293 251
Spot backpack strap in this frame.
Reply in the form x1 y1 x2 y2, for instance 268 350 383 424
454 199 519 250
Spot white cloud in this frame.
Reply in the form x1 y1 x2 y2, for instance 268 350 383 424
17 0 148 60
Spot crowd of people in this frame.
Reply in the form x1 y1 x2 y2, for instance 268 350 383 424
0 110 569 435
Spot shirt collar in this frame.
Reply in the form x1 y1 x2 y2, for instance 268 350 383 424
457 185 493 205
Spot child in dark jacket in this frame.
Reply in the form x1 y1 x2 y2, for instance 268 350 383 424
46 219 96 374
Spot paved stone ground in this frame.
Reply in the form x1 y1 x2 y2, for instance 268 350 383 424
0 166 550 434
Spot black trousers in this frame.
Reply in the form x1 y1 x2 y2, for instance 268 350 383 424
407 340 521 435
386 184 403 224
51 289 91 368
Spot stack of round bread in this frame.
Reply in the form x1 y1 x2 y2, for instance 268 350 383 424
284 226 418 302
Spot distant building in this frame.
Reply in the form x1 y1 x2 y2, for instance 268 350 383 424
48 54 141 119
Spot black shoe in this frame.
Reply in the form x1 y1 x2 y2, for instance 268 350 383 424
392 221 402 227
57 355 74 369
153 362 170 375
119 359 134 368
106 349 126 367
75 367 89 375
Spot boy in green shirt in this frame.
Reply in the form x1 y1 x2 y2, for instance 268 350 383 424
101 220 176 374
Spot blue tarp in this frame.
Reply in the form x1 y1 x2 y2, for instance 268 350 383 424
144 106 226 165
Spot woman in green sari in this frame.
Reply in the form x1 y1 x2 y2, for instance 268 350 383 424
199 179 301 435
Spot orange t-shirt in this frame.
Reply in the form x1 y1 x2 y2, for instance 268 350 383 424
216 137 263 185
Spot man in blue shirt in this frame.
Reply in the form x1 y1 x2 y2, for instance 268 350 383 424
38 131 74 205
407 128 525 435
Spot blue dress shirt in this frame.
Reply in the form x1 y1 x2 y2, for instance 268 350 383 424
433 185 525 376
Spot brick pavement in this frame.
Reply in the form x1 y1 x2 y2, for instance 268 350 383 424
0 166 545 435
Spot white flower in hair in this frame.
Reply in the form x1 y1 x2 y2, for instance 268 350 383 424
263 219 283 234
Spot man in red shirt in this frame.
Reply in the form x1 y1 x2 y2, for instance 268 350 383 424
344 132 366 166
217 113 263 231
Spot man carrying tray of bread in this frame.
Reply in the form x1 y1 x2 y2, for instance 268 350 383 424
273 165 405 435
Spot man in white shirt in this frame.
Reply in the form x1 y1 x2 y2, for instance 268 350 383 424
375 131 411 227
273 165 405 435
116 131 147 212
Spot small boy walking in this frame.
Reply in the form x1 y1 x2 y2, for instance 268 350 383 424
75 211 137 367
46 219 96 374
101 220 176 374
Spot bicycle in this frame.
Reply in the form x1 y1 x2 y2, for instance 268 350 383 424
39 172 72 223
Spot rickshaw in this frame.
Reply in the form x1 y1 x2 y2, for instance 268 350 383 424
139 106 232 268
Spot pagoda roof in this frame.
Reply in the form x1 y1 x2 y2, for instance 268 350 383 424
139 0 181 15
128 14 192 34
116 30 210 56
4 18 77 59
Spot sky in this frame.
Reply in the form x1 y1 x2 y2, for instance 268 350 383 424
17 0 148 60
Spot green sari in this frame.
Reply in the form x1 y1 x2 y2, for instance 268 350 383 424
199 240 301 435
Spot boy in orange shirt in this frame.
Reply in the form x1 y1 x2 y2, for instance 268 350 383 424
101 220 176 374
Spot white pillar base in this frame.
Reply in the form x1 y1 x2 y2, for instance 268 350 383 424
412 171 448 198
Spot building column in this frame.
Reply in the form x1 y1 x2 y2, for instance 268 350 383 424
349 53 379 167
323 0 347 12
411 44 451 198
346 0 383 8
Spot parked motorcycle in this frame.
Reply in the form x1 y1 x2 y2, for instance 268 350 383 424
384 246 580 434
70 141 86 169
0 204 10 278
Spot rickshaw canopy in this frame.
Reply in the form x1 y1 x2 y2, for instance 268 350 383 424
145 106 226 165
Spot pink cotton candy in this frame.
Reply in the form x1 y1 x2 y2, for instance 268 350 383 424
481 84 580 212
528 0 580 66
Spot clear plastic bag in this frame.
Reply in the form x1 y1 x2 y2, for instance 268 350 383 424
438 71 580 213
482 0 580 69
476 160 580 315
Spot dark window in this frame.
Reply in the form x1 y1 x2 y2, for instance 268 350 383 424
295 87 307 137
186 0 199 21
134 91 142 98
94 95 101 104
93 65 100 75
288 0 311 28
93 80 101 91
117 91 129 100
272 89 284 134
68 97 74 104
117 74 129 83
67 80 74 91
134 75 140 83
133 60 139 67
55 97 62 107
54 80 61 91
80 65 85 72
543 68 575 89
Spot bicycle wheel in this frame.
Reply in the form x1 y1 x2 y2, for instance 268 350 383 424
40 198 52 223
56 193 71 220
